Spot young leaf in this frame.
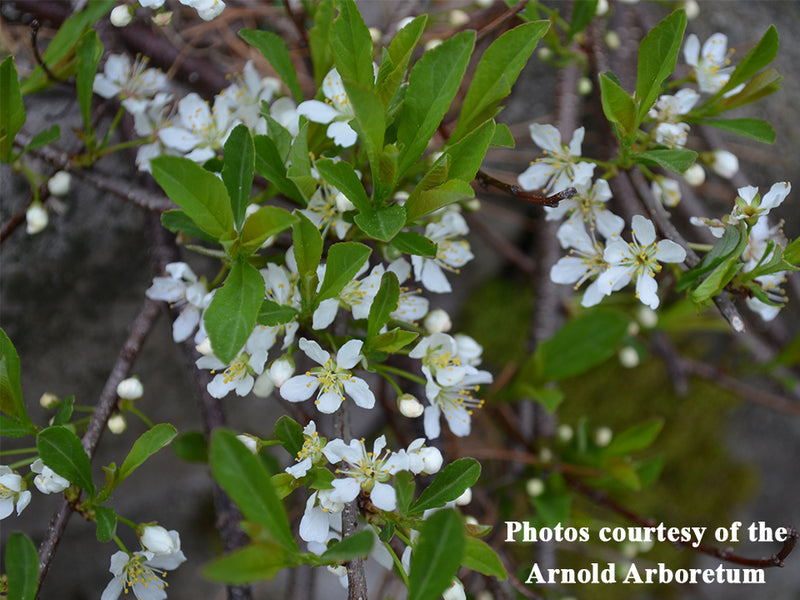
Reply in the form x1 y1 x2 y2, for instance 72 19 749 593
240 206 297 254
320 529 374 563
292 212 324 278
697 118 775 143
720 25 778 96
634 9 687 122
253 134 306 205
0 415 36 437
404 180 474 224
287 120 317 203
636 148 698 174
204 259 266 364
394 469 415 516
5 532 38 600
410 457 481 514
151 156 234 238
19 125 60 155
396 31 475 178
604 418 664 456
568 0 598 41
491 122 515 148
95 506 117 543
222 124 255 232
160 209 218 243
239 29 304 103
354 205 407 242
408 509 465 600
257 300 299 326
75 30 102 133
37 426 96 495
452 21 548 141
51 395 75 426
274 415 305 457
314 158 371 212
463 537 508 580
0 56 25 162
118 423 178 482
308 0 335 87
376 15 427 106
0 329 30 426
391 231 437 257
367 271 400 339
171 430 208 463
210 430 298 551
204 542 296 583
367 328 418 354
317 242 372 302
599 73 637 140
341 80 385 185
444 119 496 183
331 0 374 87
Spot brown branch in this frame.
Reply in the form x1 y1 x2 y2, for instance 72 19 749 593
30 19 63 84
475 0 528 43
476 169 576 207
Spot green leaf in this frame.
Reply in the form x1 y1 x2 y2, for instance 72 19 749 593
274 416 305 458
210 430 298 551
204 542 296 583
341 80 386 187
355 206 407 242
320 529 374 563
605 457 642 490
160 209 217 243
396 31 475 177
717 68 782 112
525 384 565 414
376 15 427 106
309 0 335 87
404 180 474 224
367 272 400 339
118 423 178 482
697 118 775 143
171 430 208 463
445 119 496 183
239 29 304 103
240 206 297 254
394 470 415 516
0 56 25 162
151 156 234 238
568 0 598 41
287 120 317 203
452 21 548 141
95 506 117 542
37 426 95 495
222 124 255 232
257 299 299 326
315 158 371 212
532 309 630 383
367 328 418 354
253 134 306 205
292 212 324 278
408 509 465 600
691 257 742 303
463 537 507 580
392 231 437 257
636 148 698 174
5 532 38 600
51 395 75 426
204 259 266 364
599 73 637 140
491 123 515 148
75 30 102 133
532 487 571 527
410 458 481 514
0 329 29 426
604 418 664 456
20 125 60 155
721 26 778 96
0 415 36 437
634 9 687 122
318 242 371 301
331 0 374 87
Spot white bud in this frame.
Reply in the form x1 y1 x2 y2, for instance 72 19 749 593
455 487 472 506
327 564 347 578
47 171 72 196
151 10 173 26
424 309 452 334
195 337 213 356
594 426 613 447
683 163 705 187
268 357 295 387
463 198 481 212
537 46 552 61
464 516 479 526
626 321 640 337
334 191 356 213
605 30 621 50
651 176 681 207
31 458 70 494
475 0 494 6
595 0 609 16
538 447 552 463
398 393 425 418
526 478 545 497
425 39 443 51
556 424 573 442
26 204 48 235
621 541 639 559
710 150 739 179
442 579 466 600
141 525 181 555
252 372 276 398
419 446 443 474
108 413 128 434
618 346 640 369
637 306 658 328
393 190 410 205
40 392 60 409
236 434 260 454
110 5 133 27
448 9 470 27
369 27 382 44
117 376 144 400
682 0 700 19
577 76 593 96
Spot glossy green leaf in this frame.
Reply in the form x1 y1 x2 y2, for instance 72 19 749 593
491 122 515 148
355 205 406 242
160 209 217 243
331 0 374 87
0 56 25 162
599 73 637 139
20 125 60 155
396 31 475 177
204 260 266 364
274 415 305 458
445 119 496 183
309 0 335 87
37 426 95 495
292 212 324 278
287 120 317 203
240 206 297 253
210 430 298 551
95 506 117 542
0 330 28 425
171 430 208 463
717 68 783 113
404 180 474 224
367 328 418 354
320 529 374 563
204 542 296 583
367 272 400 339
635 9 687 122
51 395 75 426
75 30 102 132
408 509 465 600
691 257 743 303
410 458 481 514
257 299 299 326
5 532 38 600
315 158 371 212
721 26 778 95
119 423 178 482
222 124 255 232
453 21 548 141
532 488 571 527
253 134 306 204
392 231 437 257
239 29 304 102
394 470 415 516
604 419 664 456
568 0 598 40
636 148 698 174
318 242 371 301
342 80 385 185
151 156 234 238
463 537 507 580
697 118 775 143
376 15 427 106
0 415 36 437
526 384 565 414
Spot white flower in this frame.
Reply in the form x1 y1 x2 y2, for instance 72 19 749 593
179 0 226 20
651 176 682 207
146 262 213 343
125 92 176 173
159 92 236 163
411 211 474 293
443 578 466 600
301 183 355 241
117 376 144 400
299 490 343 548
0 466 31 519
47 171 72 196
93 54 168 104
745 273 786 321
323 436 405 511
731 182 791 224
218 61 280 133
550 219 614 307
517 125 595 194
422 366 492 439
387 258 430 323
280 338 375 413
140 526 186 566
236 434 260 454
595 215 687 309
312 263 383 330
594 426 613 447
410 333 467 387
709 150 739 178
110 5 133 27
261 261 301 348
26 203 48 235
424 308 452 334
297 68 360 147
100 547 185 600
742 217 787 321
31 459 70 494
683 164 706 187
648 89 699 123
683 33 737 94
545 178 624 239
195 327 273 398
653 121 690 148
286 421 326 478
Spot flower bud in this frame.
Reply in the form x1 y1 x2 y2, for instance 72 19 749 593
637 306 658 328
151 10 173 26
537 46 552 61
605 31 621 50
395 17 415 32
577 76 593 96
651 176 681 208
393 190 410 205
455 487 472 506
47 171 72 196
595 0 609 16
108 413 128 434
195 337 213 356
526 478 545 497
268 356 295 387
538 447 553 463
236 433 260 454
709 150 739 179
40 392 60 409
110 5 133 27
683 163 705 187
443 579 466 600
419 446 443 474
141 525 181 555
463 198 481 212
448 9 470 27
398 393 425 418
594 426 613 447
556 423 573 442
424 308 452 334
475 0 494 7
117 376 144 400
31 458 70 494
369 27 382 44
425 39 443 51
618 346 640 369
327 564 347 578
26 203 48 235
682 0 700 19
252 371 276 398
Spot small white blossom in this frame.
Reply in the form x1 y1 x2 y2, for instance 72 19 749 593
654 121 690 148
422 366 492 439
93 54 168 107
140 526 186 564
546 178 624 239
195 327 273 398
146 262 213 343
47 171 72 196
236 434 260 454
0 466 31 519
117 376 144 400
26 203 48 235
518 125 595 193
297 68 362 147
651 176 682 207
179 0 226 20
683 33 737 94
550 219 615 307
31 459 70 494
286 421 326 478
110 5 133 27
100 547 185 600
411 211 474 293
709 150 739 178
594 426 613 447
443 579 466 600
159 93 237 163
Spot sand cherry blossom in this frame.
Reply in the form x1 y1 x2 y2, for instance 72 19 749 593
159 93 237 163
93 54 168 108
286 421 326 478
545 178 624 239
518 125 595 194
195 327 273 398
100 546 185 600
0 466 31 519
683 33 737 94
550 218 616 307
312 263 383 330
30 459 70 494
140 526 186 566
146 262 213 343
422 365 492 439
297 68 361 147
411 211 474 293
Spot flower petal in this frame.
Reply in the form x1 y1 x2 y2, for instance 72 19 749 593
370 481 397 511
280 375 320 402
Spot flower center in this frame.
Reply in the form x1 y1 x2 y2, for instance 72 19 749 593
122 555 167 593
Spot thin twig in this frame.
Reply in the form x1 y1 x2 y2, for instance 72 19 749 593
476 169 576 207
475 0 528 42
